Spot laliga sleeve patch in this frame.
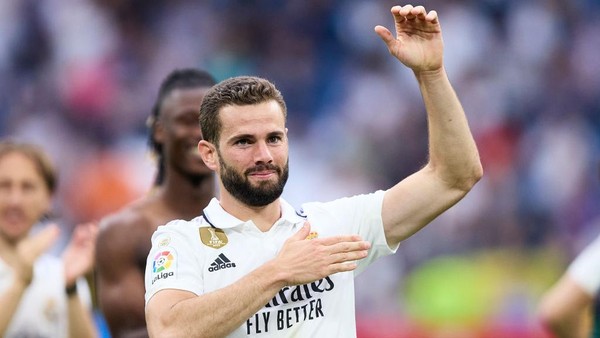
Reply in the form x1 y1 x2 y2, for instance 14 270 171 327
151 248 176 284
199 227 228 249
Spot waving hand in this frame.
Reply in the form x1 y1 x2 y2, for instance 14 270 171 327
374 5 443 72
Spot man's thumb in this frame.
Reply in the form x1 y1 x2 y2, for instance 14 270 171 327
374 26 395 46
294 221 311 240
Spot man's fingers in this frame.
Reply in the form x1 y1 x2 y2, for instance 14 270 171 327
324 244 370 274
426 10 438 23
72 221 99 244
391 5 437 24
25 224 60 258
326 241 370 264
328 262 359 274
396 4 414 18
412 6 426 18
336 239 371 251
312 237 371 267
329 250 369 265
316 234 368 247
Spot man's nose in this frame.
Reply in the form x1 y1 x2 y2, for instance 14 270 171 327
253 141 273 163
3 188 24 206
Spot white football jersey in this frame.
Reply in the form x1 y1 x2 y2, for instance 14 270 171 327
145 190 397 337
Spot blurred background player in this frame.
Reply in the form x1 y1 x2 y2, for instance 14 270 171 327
0 140 98 338
538 229 600 338
95 68 217 338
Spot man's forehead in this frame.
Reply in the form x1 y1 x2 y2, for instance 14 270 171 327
161 87 209 118
219 102 285 127
164 87 210 104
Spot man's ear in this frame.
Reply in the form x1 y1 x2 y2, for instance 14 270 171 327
153 120 166 144
198 140 218 171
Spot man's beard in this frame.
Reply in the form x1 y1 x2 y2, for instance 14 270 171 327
220 158 289 207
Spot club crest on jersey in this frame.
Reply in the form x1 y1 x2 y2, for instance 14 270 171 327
44 299 59 322
306 232 319 240
199 227 228 249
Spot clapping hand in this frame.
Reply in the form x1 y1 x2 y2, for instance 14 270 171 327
62 222 99 287
0 224 60 286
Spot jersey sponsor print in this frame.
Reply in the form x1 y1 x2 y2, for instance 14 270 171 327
245 276 334 334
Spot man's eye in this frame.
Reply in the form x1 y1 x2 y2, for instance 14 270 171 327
22 183 36 192
268 136 281 143
235 139 250 145
181 117 199 126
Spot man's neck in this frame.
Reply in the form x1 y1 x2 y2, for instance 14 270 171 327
219 194 282 232
160 171 215 220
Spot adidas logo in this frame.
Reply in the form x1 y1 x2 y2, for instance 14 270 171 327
208 253 237 272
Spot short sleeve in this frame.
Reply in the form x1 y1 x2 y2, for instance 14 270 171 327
567 234 600 297
302 190 397 275
145 220 204 303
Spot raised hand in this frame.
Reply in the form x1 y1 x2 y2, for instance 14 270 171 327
274 222 371 286
0 224 60 286
62 222 99 287
374 5 443 72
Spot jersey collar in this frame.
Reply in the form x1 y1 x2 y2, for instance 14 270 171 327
202 197 305 229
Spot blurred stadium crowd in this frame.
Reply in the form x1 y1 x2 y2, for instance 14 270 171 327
1 0 599 336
